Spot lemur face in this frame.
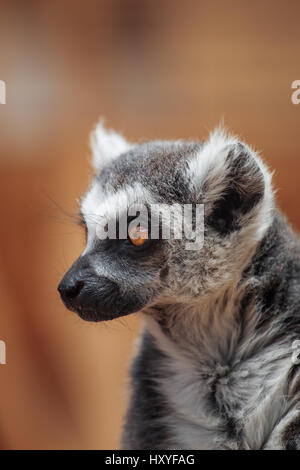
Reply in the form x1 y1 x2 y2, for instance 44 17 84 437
58 122 273 322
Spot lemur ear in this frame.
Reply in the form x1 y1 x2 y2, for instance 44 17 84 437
188 128 273 236
90 119 133 172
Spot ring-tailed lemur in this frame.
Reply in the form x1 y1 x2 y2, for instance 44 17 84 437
58 121 300 449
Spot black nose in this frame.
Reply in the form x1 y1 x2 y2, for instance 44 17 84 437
58 278 84 302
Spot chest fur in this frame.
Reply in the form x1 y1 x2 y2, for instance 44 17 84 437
145 319 292 449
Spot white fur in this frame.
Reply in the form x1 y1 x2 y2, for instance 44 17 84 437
187 127 274 240
81 182 153 254
90 119 133 172
144 298 295 449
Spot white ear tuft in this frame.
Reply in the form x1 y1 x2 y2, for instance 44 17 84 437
188 126 272 196
188 126 274 238
90 119 133 172
188 126 238 185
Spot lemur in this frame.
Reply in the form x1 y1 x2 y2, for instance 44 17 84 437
58 121 300 449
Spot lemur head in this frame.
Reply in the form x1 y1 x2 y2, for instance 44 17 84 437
58 121 274 322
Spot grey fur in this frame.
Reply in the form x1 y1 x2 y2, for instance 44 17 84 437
59 123 300 449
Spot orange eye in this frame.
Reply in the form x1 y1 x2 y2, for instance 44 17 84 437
129 226 149 246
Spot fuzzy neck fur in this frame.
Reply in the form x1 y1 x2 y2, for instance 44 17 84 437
129 212 300 449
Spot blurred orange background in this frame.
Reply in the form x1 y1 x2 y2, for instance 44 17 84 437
0 0 299 449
